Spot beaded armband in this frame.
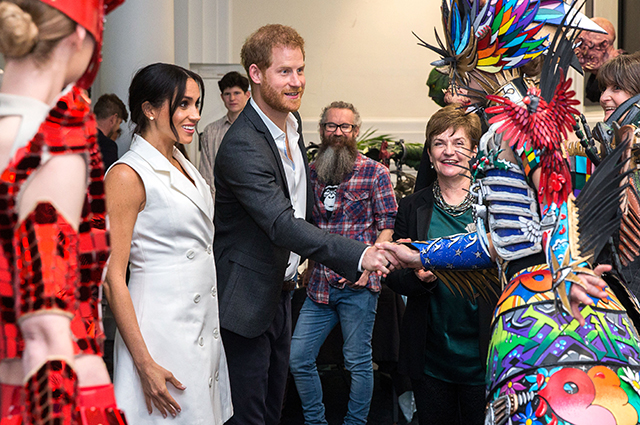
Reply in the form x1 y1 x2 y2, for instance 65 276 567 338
517 141 541 180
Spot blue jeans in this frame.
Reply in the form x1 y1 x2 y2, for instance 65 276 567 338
289 286 379 425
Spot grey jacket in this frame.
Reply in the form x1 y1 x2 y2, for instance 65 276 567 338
214 102 366 338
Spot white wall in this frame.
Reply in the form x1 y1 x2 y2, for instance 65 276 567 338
98 0 176 155
229 0 440 145
96 0 620 155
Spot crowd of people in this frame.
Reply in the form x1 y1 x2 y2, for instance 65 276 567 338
1 1 640 425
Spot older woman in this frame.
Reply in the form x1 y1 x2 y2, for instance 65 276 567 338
386 105 496 425
104 63 232 424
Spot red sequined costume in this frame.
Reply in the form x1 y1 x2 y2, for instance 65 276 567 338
0 87 107 361
0 87 125 425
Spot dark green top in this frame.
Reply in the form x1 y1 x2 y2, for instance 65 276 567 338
423 205 485 385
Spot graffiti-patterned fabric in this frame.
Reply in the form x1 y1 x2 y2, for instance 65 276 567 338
487 264 640 425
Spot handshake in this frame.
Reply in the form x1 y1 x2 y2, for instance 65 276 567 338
361 242 422 276
365 240 611 327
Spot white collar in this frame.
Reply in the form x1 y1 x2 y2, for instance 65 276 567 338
250 97 298 140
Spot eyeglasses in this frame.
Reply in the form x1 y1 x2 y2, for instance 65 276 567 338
322 122 356 133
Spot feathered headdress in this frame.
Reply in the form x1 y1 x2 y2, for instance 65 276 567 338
415 0 605 99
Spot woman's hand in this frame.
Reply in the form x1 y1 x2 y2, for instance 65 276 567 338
414 269 437 283
138 360 185 418
569 264 611 326
394 238 438 283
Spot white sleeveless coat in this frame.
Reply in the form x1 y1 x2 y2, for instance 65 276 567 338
112 134 232 424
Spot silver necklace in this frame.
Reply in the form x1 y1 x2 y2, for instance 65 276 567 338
433 180 472 217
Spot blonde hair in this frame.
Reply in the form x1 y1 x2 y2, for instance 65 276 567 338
0 0 74 61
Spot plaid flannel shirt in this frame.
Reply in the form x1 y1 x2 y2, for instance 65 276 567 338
307 153 397 304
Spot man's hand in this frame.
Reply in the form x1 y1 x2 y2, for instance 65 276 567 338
339 271 370 288
375 241 423 270
299 260 314 288
361 246 401 276
569 264 611 326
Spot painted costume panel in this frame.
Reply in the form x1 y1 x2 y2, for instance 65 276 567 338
487 265 640 425
413 1 640 424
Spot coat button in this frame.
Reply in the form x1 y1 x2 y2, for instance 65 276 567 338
211 287 217 297
215 371 219 381
193 294 201 303
198 336 204 346
186 249 196 259
207 245 212 254
213 328 219 338
209 377 213 388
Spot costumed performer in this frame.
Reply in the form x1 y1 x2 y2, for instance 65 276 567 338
382 1 640 424
0 0 127 424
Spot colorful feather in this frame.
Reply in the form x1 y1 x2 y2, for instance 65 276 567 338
486 69 579 207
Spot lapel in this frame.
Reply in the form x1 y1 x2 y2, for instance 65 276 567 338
244 103 290 198
416 185 435 240
129 135 213 222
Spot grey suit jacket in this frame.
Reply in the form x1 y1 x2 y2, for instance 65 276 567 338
214 103 366 338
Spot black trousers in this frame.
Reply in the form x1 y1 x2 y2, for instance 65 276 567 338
221 291 292 425
411 373 485 425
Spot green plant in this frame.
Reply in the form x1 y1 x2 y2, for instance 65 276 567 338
356 127 423 171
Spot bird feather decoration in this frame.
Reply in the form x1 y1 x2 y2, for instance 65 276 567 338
485 0 631 266
485 73 580 207
484 1 584 207
415 0 548 87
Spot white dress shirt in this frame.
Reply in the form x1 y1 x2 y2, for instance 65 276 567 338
250 98 307 280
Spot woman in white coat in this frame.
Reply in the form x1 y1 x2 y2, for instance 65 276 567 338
104 63 232 424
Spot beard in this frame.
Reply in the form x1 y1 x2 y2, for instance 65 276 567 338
314 134 358 185
260 74 304 113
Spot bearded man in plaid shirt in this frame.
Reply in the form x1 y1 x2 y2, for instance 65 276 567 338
289 101 397 425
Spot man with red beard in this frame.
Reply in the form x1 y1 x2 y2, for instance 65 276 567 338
213 26 398 425
289 101 397 425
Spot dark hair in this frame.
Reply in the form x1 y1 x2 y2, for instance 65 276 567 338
597 52 640 96
218 71 249 93
240 24 305 76
425 105 481 150
94 93 128 121
128 63 205 140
